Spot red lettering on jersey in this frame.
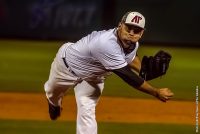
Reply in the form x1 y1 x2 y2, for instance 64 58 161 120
131 15 142 24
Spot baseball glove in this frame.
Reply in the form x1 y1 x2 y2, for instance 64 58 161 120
139 50 172 81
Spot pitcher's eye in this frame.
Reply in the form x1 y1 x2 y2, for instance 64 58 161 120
125 24 143 34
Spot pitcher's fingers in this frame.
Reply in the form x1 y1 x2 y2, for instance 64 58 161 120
168 92 174 97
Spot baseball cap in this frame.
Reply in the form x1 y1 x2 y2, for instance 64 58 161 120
122 11 145 29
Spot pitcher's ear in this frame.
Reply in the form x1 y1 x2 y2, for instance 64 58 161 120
139 30 144 38
118 22 122 27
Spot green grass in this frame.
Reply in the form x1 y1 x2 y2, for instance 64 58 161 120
0 119 195 134
0 39 199 100
0 40 62 92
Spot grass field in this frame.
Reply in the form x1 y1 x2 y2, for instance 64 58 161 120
0 120 195 134
0 39 199 100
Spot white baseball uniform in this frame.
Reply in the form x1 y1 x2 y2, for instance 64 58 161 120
44 28 139 134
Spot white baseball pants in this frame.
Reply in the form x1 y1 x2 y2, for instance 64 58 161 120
44 43 104 134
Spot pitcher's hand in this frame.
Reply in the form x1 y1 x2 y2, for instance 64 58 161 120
156 88 174 102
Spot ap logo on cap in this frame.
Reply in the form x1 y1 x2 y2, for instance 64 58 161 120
125 12 145 29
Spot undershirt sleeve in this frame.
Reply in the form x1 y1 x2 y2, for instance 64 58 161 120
112 65 144 88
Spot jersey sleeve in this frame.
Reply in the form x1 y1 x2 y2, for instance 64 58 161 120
91 40 127 70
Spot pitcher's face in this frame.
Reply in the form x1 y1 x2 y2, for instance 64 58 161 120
118 23 144 48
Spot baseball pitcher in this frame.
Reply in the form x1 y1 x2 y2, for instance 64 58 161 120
44 11 174 134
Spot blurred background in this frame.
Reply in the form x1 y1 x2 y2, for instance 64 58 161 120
0 0 199 134
0 0 200 44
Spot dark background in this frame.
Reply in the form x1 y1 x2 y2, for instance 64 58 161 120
0 0 200 46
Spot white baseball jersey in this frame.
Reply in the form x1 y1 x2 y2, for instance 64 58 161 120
61 28 139 80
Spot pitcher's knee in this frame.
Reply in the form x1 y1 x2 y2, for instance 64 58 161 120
78 105 96 117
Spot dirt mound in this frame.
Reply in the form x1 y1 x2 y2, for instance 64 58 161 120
0 92 195 124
